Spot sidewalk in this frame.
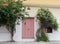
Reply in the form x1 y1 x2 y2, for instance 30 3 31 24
0 42 60 44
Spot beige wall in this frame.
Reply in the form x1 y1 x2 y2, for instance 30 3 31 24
23 0 60 7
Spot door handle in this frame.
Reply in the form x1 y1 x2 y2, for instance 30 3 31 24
24 22 26 25
28 29 29 30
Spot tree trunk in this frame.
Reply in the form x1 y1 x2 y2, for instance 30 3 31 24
36 26 44 37
36 27 42 37
10 27 15 42
6 26 15 42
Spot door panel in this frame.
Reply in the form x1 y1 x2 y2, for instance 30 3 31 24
22 18 34 39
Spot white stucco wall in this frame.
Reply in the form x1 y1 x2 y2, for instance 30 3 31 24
0 7 60 42
47 8 60 41
0 26 11 42
13 7 60 41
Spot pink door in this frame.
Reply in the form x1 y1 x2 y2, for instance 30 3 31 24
22 17 34 39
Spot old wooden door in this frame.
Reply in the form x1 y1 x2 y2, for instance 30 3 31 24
22 18 34 39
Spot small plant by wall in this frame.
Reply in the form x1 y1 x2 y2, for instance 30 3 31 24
36 8 58 42
36 32 49 42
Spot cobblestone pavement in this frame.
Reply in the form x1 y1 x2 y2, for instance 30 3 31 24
0 42 60 44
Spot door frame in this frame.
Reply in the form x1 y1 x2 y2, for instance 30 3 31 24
22 17 34 39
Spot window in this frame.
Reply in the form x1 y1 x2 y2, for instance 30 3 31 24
46 27 52 33
45 27 52 33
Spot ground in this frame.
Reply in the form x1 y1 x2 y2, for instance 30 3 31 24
0 42 60 44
